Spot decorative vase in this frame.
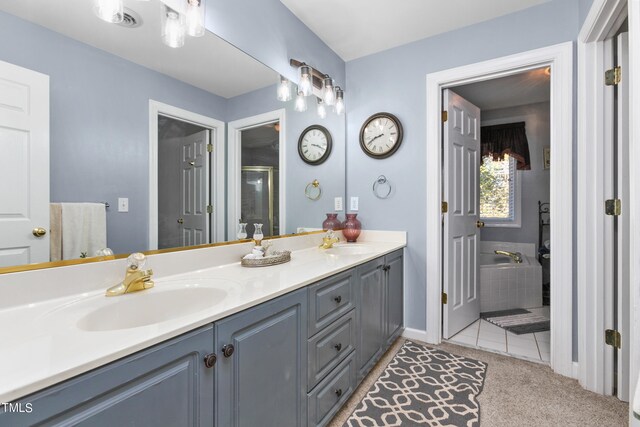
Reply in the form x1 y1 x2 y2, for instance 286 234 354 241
341 214 361 242
322 213 342 231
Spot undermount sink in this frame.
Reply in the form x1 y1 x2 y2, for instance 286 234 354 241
77 287 227 332
325 243 375 256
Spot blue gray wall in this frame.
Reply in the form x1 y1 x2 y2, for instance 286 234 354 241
480 102 551 246
0 10 228 255
344 0 585 345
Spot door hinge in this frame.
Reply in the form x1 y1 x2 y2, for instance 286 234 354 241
207 143 213 153
206 205 213 214
442 292 448 305
605 329 621 349
442 111 448 122
605 199 621 216
605 66 622 86
441 201 448 213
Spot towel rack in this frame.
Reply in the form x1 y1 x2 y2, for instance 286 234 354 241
102 202 110 209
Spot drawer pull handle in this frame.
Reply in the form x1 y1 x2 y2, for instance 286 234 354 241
334 295 342 304
222 344 235 358
382 265 391 272
204 353 217 368
334 343 342 352
335 388 343 397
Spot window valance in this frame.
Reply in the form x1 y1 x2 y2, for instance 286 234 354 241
480 122 531 170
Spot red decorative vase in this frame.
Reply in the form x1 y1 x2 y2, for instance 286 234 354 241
341 214 362 242
322 213 342 231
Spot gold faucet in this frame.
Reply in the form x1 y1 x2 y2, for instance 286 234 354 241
319 230 340 249
494 250 523 264
106 253 154 297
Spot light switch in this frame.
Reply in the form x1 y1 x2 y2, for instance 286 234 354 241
334 197 343 211
350 197 359 211
118 198 129 213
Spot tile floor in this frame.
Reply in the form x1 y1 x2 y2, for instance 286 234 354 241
447 306 551 363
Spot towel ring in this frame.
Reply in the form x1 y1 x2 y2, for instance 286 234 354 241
305 179 322 201
373 175 392 199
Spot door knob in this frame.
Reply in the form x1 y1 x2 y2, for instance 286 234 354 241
204 353 217 368
476 220 485 228
177 218 184 224
32 227 47 237
222 344 235 358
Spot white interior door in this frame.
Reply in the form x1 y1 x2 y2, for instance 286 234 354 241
443 89 481 339
180 130 209 246
0 60 49 267
616 31 630 403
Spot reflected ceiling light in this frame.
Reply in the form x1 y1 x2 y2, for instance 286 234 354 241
277 76 293 102
186 0 205 37
322 75 335 106
317 98 327 119
334 87 345 115
295 91 307 112
162 5 185 48
298 65 313 97
94 0 124 23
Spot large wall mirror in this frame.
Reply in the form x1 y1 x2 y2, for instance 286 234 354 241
0 0 346 271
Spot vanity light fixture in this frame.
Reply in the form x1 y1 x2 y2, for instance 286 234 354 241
322 75 335 106
94 0 124 23
334 87 345 115
317 98 327 119
162 4 186 48
277 76 293 102
295 91 308 112
298 65 313 97
185 0 205 37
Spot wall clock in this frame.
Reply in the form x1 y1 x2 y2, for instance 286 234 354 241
359 112 403 159
298 125 332 165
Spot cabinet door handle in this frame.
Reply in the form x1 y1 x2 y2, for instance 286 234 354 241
334 343 342 352
382 265 390 272
334 295 342 304
204 353 217 368
222 344 235 358
335 388 343 397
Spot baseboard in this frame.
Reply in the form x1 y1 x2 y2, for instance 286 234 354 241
402 328 431 343
572 361 580 380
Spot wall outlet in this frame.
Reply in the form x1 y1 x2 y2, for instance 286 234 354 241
118 198 129 213
334 197 343 211
350 196 359 211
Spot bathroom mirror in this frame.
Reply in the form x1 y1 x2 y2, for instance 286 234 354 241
0 0 346 272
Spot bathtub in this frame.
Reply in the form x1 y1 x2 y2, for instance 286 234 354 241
479 242 543 312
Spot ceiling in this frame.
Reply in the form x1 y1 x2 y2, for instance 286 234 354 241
0 0 277 98
280 0 551 61
452 68 550 111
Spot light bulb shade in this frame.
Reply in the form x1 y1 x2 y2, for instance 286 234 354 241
317 99 327 119
277 76 292 102
186 0 205 37
334 87 345 115
93 0 123 23
295 92 307 112
298 65 312 97
161 5 185 48
322 76 335 106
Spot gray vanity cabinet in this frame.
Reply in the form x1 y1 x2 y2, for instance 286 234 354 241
385 249 404 345
0 325 215 427
215 288 308 427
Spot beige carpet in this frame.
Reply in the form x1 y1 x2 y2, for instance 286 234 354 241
329 338 629 427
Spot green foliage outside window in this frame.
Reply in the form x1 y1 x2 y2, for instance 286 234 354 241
480 155 512 219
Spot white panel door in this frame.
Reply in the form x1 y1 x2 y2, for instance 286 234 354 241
443 89 481 339
0 60 49 267
180 130 209 246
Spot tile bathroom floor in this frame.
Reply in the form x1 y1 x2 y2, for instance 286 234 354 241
447 306 551 363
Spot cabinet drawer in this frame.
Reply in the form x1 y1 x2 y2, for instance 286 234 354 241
307 351 356 427
308 309 355 390
308 270 355 337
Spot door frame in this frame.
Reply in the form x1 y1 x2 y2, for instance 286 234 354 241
425 42 574 378
227 109 286 239
148 100 225 249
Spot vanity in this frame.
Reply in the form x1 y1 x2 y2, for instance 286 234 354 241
0 232 405 427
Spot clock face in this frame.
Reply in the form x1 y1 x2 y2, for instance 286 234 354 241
359 113 403 159
298 125 332 165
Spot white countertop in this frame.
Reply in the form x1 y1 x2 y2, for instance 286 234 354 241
0 231 405 403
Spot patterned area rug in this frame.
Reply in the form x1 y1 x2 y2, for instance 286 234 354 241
481 309 550 335
344 341 487 427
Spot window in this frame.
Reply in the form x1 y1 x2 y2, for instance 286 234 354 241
480 154 521 227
